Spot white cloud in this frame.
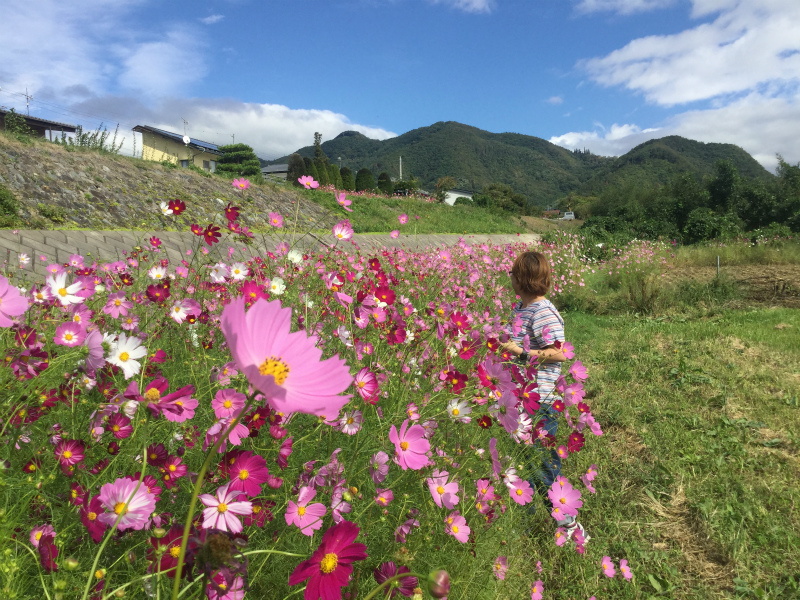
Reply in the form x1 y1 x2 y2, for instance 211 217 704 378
581 0 800 106
550 91 800 171
117 28 208 97
200 14 224 24
428 0 494 14
575 0 675 15
547 96 564 105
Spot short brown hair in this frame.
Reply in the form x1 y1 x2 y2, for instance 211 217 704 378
510 251 552 296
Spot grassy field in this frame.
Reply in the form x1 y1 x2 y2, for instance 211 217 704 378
513 307 800 599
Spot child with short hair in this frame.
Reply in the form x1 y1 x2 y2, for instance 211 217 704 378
500 251 587 541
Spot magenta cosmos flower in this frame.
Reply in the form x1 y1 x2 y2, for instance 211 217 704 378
228 451 270 497
285 486 327 536
53 322 86 347
97 477 157 531
398 213 408 224
332 220 354 241
374 561 417 597
54 439 85 466
289 520 367 600
220 297 353 418
389 419 430 471
0 275 29 327
427 470 459 509
335 192 353 212
212 388 246 419
232 178 250 190
199 481 252 534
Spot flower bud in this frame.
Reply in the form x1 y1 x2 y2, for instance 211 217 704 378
152 527 167 539
427 570 450 598
54 580 67 591
342 490 354 502
64 557 79 570
127 550 136 564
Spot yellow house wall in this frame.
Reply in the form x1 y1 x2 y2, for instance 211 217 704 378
139 132 219 169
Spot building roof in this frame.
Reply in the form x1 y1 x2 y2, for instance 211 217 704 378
132 125 223 155
261 164 289 173
0 108 77 132
448 188 474 196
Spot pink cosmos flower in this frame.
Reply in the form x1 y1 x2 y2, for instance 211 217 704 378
581 473 596 494
374 562 416 598
285 486 327 536
268 212 283 228
336 192 353 212
30 524 56 548
398 213 408 224
54 322 86 347
554 527 568 546
390 230 399 239
125 377 196 421
585 464 598 481
170 298 201 324
389 419 430 471
204 418 250 453
619 558 633 581
509 479 533 505
370 451 389 484
338 410 363 435
0 276 29 327
103 291 133 318
212 388 246 419
97 477 157 531
395 518 419 543
228 451 270 497
548 478 583 518
569 360 588 381
220 297 353 419
601 556 616 578
445 511 470 543
427 470 460 509
297 175 319 189
199 482 252 535
232 178 250 190
332 220 354 241
54 439 85 466
375 488 394 507
493 556 508 580
531 580 544 600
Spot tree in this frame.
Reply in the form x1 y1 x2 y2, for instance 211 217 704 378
377 172 393 196
287 153 306 186
355 168 375 192
328 164 343 189
341 167 356 191
434 176 457 203
313 132 327 161
707 160 740 213
314 158 330 186
303 157 320 183
216 143 262 178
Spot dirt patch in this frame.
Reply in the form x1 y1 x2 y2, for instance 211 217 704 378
641 485 734 588
519 216 583 234
605 424 652 463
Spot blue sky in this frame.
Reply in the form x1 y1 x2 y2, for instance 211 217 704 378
2 0 799 170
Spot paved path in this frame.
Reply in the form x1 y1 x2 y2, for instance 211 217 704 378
0 230 540 282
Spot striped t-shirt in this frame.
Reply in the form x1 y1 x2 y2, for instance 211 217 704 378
509 298 565 405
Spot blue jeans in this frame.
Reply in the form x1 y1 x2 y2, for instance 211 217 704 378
528 406 562 494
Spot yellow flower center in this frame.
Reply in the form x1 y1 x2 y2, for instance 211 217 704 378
113 425 120 432
169 546 181 558
119 352 130 362
452 408 459 416
65 333 73 341
174 307 181 313
63 451 73 459
258 357 290 385
436 486 445 495
347 418 354 425
114 299 121 306
223 400 232 409
297 506 306 516
516 489 523 496
35 531 42 540
320 553 339 574
168 464 176 472
239 469 249 480
58 288 67 297
88 512 97 521
560 497 566 504
253 505 262 514
114 502 128 515
149 453 158 460
400 441 409 451
452 525 459 533
217 503 228 513
357 381 366 388
144 388 161 402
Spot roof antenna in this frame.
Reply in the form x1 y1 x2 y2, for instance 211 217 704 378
24 88 33 115
181 117 188 135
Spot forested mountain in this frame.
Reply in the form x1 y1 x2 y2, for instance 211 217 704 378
267 122 774 205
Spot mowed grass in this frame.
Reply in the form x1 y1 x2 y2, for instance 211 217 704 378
509 308 800 599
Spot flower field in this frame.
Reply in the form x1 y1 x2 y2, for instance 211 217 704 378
0 180 749 600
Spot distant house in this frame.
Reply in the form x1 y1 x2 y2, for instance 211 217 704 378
543 210 561 219
261 164 289 180
0 108 76 140
443 188 474 206
133 125 222 172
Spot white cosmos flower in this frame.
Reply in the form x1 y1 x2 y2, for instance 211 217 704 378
47 271 84 306
269 277 286 295
229 262 248 280
210 263 229 283
160 202 173 216
287 250 303 264
18 253 30 266
148 265 167 280
447 399 472 423
106 333 147 380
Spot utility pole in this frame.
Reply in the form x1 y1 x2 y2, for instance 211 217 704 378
231 134 235 144
24 88 33 115
399 156 402 180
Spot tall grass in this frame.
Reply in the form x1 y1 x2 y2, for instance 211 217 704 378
673 238 800 266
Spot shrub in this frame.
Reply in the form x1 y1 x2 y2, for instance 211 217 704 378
0 183 21 227
453 196 472 206
623 270 662 314
37 202 67 224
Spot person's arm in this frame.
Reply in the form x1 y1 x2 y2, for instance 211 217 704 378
498 341 566 363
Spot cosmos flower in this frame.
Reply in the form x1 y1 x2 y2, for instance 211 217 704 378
232 178 250 190
0 275 29 327
297 175 319 189
97 477 157 531
285 486 327 536
47 271 84 306
106 333 147 380
389 419 430 471
199 481 252 534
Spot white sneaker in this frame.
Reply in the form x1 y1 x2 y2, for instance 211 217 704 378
566 521 590 545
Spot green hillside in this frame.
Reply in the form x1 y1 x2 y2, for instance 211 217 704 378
269 122 774 205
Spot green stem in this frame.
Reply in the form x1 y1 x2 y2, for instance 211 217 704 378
170 396 255 600
362 572 426 600
4 537 52 600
